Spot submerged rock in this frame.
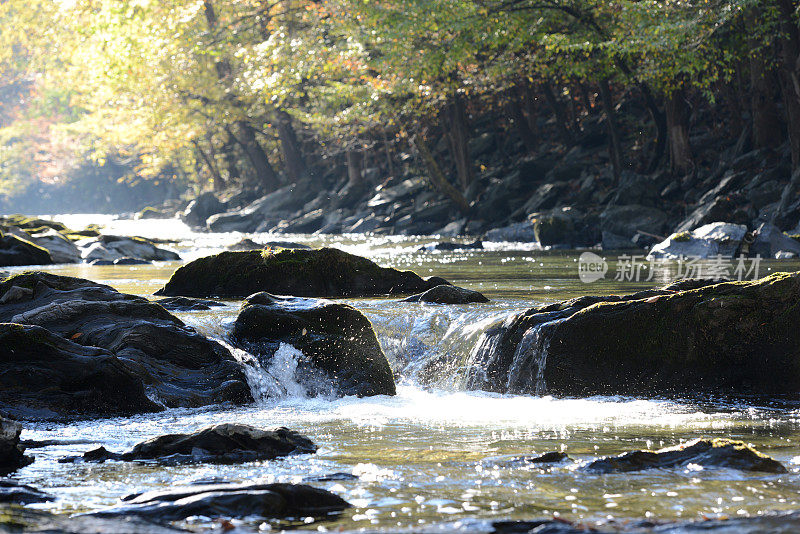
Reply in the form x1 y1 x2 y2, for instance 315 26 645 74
156 247 446 298
509 451 570 465
231 293 396 397
402 284 489 304
419 240 484 252
65 424 316 465
0 479 53 504
648 222 747 259
583 438 786 474
0 272 251 418
90 482 350 522
468 273 800 397
0 323 162 420
0 234 52 267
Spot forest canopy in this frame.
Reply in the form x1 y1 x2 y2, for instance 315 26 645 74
0 0 798 207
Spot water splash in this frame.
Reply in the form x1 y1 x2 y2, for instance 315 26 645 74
506 318 566 395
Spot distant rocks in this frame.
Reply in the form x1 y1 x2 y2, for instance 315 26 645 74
181 191 226 228
232 292 396 397
78 235 179 263
156 247 447 298
63 424 316 465
226 238 311 251
419 240 483 252
485 221 536 242
89 482 350 522
402 284 489 304
0 234 52 267
154 296 225 311
583 438 786 474
648 222 747 259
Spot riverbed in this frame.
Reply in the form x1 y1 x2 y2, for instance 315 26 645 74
8 216 800 532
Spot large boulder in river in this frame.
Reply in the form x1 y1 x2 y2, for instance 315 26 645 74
0 416 33 474
583 438 786 474
648 222 747 259
0 272 251 417
231 293 396 396
0 323 162 420
89 482 350 522
0 234 52 267
156 247 447 298
78 235 179 263
467 273 800 397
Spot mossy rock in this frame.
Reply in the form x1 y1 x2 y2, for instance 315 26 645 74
470 273 800 397
672 231 692 242
0 234 52 267
231 293 396 397
0 215 67 233
156 247 447 298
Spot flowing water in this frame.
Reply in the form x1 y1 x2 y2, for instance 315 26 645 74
9 216 800 531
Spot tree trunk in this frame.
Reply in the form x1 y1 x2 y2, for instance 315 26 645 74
193 140 225 191
275 109 307 182
443 94 474 190
665 88 694 176
542 83 574 144
346 148 363 185
598 79 623 182
230 121 281 191
776 0 800 168
507 86 537 153
749 10 784 149
220 132 240 185
412 131 471 215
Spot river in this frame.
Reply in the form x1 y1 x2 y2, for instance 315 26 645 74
8 216 800 532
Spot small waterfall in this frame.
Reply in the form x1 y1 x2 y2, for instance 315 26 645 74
222 340 335 402
506 317 566 395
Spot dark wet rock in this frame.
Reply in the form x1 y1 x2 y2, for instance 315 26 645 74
90 482 350 522
468 273 800 396
0 480 53 504
531 209 582 247
156 247 447 298
402 284 489 304
207 184 315 233
648 222 747 259
599 204 668 241
601 230 638 250
154 296 225 311
419 239 484 252
485 221 536 242
0 506 183 533
0 272 251 418
182 191 226 228
232 292 396 397
89 259 115 266
491 519 589 534
0 323 162 420
0 417 33 474
303 472 359 482
114 257 151 265
750 222 800 259
509 451 570 465
582 438 786 474
64 424 316 465
0 234 52 267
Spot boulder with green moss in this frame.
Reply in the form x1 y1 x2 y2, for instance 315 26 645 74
0 234 52 267
231 292 396 396
156 247 447 298
468 273 800 396
0 272 252 418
